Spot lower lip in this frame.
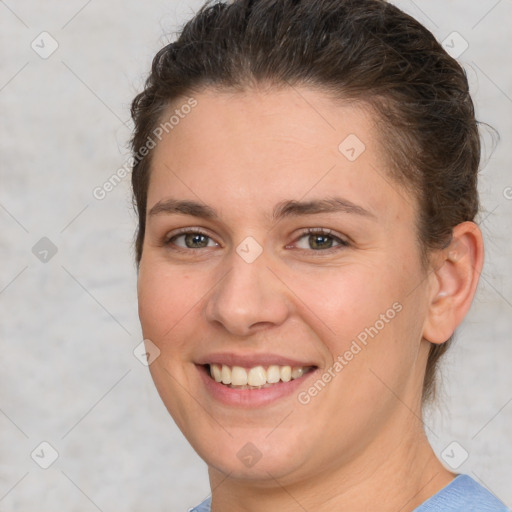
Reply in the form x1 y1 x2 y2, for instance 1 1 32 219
197 365 318 408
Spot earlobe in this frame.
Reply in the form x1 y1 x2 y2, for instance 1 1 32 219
422 221 484 344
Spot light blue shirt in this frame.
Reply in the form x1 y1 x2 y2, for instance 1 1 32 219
189 474 510 512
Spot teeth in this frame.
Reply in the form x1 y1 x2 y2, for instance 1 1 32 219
221 364 232 385
231 366 248 386
248 366 267 386
209 363 311 388
211 364 222 382
291 367 304 379
280 366 291 382
267 365 281 383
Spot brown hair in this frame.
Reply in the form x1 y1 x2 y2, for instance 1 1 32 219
130 0 481 405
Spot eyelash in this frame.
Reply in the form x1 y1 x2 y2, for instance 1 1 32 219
163 227 349 254
291 228 350 253
163 228 217 250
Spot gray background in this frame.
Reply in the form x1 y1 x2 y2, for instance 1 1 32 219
0 1 511 511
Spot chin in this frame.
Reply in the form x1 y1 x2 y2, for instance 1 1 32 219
190 427 311 484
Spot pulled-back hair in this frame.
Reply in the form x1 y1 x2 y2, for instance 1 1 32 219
130 0 481 405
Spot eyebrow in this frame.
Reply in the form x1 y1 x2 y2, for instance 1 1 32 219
272 197 376 220
148 197 376 221
148 199 217 218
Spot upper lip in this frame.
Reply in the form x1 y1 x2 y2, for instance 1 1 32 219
195 352 317 368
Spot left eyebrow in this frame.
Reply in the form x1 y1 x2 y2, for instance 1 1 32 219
272 197 377 221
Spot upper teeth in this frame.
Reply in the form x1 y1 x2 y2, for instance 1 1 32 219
209 364 308 387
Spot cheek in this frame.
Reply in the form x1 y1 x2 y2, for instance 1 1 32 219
324 263 427 401
288 257 423 391
288 261 404 345
137 258 196 345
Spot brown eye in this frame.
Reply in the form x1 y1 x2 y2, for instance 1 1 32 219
168 231 218 249
185 233 209 248
308 233 334 250
294 229 348 251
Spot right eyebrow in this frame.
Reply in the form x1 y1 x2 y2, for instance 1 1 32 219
148 199 218 219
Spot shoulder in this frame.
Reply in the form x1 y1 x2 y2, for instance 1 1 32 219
189 496 211 512
414 474 510 512
188 478 510 512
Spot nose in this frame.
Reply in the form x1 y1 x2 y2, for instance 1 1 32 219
204 250 291 337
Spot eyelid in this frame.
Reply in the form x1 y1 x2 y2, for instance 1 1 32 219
292 227 349 245
281 228 350 256
164 227 220 247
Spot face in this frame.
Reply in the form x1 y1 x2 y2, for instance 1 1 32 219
137 87 434 486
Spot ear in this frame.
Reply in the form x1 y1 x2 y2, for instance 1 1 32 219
422 221 484 344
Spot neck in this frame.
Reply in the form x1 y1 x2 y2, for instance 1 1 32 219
208 414 455 512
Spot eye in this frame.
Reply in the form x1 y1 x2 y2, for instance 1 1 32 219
166 230 219 249
293 229 348 251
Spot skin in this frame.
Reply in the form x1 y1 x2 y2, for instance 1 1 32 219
137 86 484 512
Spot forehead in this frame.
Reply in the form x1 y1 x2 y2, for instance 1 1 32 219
148 87 415 223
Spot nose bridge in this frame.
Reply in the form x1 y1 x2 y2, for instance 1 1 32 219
205 246 289 335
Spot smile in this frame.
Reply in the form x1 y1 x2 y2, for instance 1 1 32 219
208 363 315 389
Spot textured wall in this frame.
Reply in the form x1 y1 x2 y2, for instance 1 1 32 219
0 1 511 511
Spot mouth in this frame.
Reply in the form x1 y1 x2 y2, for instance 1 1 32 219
195 353 319 407
204 363 317 390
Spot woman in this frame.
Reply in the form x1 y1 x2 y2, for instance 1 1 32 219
129 0 509 510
